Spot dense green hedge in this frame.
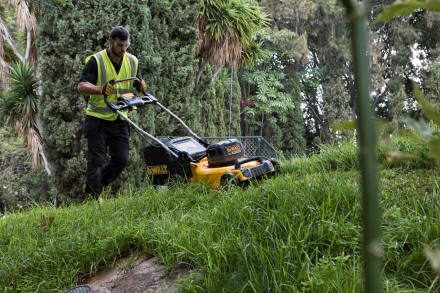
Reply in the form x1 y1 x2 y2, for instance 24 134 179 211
38 0 202 199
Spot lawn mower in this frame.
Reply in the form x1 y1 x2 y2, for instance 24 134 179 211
104 77 280 189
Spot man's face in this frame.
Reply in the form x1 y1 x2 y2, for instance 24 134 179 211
109 37 130 58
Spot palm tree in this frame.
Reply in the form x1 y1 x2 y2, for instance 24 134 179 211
196 0 269 81
0 62 50 175
0 1 50 175
0 0 38 83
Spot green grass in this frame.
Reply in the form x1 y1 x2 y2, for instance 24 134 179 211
0 141 439 292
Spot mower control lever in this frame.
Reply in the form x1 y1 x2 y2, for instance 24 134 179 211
102 77 160 112
114 96 144 110
110 94 158 112
103 77 140 110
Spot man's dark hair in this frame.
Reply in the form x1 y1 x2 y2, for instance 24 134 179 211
109 26 130 41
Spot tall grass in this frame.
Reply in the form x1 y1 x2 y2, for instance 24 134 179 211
0 140 438 292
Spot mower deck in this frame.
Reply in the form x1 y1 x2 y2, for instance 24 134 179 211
188 156 275 188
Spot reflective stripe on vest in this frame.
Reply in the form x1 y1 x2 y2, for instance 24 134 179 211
85 49 138 120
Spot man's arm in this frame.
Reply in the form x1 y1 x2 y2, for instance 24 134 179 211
136 67 143 82
77 81 102 95
77 58 100 95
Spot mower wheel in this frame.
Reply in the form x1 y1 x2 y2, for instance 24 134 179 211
167 174 185 186
220 172 238 190
269 159 282 177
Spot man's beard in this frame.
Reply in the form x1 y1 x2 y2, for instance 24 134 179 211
112 47 124 58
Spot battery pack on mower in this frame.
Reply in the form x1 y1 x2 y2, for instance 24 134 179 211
207 139 244 167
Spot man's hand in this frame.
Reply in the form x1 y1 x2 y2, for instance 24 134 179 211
135 80 148 93
99 82 113 96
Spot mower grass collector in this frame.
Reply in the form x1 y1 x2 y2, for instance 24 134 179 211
104 77 280 189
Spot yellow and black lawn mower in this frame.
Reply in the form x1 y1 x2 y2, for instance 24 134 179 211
104 77 280 189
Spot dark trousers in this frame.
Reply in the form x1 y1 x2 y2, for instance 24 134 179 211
84 116 130 195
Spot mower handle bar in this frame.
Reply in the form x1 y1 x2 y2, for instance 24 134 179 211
103 77 140 109
102 77 204 157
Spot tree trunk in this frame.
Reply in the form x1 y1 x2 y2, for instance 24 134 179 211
33 112 51 176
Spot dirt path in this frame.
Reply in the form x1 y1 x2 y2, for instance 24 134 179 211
68 254 190 293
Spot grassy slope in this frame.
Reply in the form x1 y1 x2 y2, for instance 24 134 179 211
0 140 439 292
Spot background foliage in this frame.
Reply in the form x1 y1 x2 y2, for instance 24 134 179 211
0 126 48 212
0 0 438 204
37 0 201 200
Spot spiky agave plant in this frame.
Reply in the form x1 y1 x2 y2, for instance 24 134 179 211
0 61 50 174
8 61 38 128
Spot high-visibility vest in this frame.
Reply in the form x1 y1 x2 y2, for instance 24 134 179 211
85 49 138 121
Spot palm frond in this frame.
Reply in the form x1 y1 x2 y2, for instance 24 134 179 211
2 61 39 148
14 0 38 35
0 17 11 85
13 118 42 169
197 0 269 68
0 18 5 60
3 0 37 63
8 61 38 115
26 126 42 169
14 117 25 137
15 0 38 62
239 39 268 68
0 91 17 126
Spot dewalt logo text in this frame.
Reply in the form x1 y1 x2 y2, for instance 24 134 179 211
147 165 169 175
227 144 241 154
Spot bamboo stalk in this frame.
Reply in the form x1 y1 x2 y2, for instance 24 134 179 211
340 1 382 292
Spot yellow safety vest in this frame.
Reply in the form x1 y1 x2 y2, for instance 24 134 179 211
85 49 139 121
